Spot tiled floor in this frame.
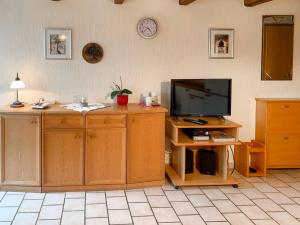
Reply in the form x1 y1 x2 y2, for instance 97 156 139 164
1 169 300 225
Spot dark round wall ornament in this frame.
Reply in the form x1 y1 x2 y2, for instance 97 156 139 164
82 43 104 64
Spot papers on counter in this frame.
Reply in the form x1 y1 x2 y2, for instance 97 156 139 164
62 103 107 112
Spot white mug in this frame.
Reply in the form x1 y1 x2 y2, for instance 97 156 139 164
145 96 152 107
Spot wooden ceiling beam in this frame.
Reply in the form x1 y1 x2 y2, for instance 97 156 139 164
244 0 272 7
114 0 125 4
179 0 197 5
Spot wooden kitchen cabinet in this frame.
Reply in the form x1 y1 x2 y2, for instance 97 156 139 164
127 113 165 184
42 130 84 186
0 115 41 187
86 128 126 185
256 99 300 168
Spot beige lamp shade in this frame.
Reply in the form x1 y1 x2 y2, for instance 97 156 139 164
10 73 25 89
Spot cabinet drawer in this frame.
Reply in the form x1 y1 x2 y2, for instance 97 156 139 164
268 103 300 132
42 115 83 129
86 115 126 128
267 134 300 167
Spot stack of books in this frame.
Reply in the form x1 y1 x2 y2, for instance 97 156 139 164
209 131 236 142
182 128 209 141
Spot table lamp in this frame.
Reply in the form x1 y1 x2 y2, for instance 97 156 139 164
10 73 25 108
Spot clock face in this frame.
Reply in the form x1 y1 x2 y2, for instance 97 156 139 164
137 18 158 39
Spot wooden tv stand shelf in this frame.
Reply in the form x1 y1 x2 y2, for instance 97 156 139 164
165 117 242 188
0 103 167 192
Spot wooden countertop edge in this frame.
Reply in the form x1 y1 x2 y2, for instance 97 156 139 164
0 103 168 115
255 98 300 102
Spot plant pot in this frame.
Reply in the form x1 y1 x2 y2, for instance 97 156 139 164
117 95 129 106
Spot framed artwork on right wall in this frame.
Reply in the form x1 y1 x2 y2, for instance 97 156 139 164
209 28 234 59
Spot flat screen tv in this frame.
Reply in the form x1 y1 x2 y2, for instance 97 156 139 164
170 79 232 117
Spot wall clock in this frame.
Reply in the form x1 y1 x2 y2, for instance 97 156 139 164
137 17 159 39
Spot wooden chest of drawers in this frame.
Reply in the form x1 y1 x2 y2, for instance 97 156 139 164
256 99 300 168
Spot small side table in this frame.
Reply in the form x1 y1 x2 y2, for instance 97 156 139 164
235 140 266 177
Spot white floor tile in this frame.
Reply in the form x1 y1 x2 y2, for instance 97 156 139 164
126 191 148 202
148 195 171 207
64 198 85 211
196 207 226 222
86 204 107 218
12 213 38 225
265 192 294 204
65 192 85 199
273 173 298 182
0 192 5 201
281 204 300 218
0 195 23 207
203 189 227 200
106 190 125 197
133 216 158 225
206 222 230 225
61 211 84 225
238 205 270 219
86 218 109 225
171 201 197 215
219 186 241 194
36 220 60 225
240 188 266 199
129 202 153 216
187 194 213 207
19 199 43 213
0 207 18 221
268 211 300 225
253 199 283 212
144 187 165 196
153 208 179 223
0 222 11 225
277 187 300 198
289 183 300 192
108 209 132 224
39 205 63 220
252 183 278 193
227 193 254 205
252 219 278 225
165 191 188 202
292 197 300 204
181 187 203 195
24 193 45 200
107 197 128 209
213 200 240 213
43 193 65 205
179 215 206 225
86 192 106 204
224 213 254 225
158 223 181 225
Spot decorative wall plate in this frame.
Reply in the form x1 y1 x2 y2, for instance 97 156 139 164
82 43 104 64
137 17 159 39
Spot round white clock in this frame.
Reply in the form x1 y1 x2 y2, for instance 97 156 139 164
137 17 159 39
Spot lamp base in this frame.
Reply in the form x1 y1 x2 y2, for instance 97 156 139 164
10 101 25 108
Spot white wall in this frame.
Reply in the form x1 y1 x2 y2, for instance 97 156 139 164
0 0 299 140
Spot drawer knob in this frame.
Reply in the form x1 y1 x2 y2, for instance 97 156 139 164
75 135 82 139
31 120 37 124
104 120 110 124
281 105 291 108
283 137 289 140
89 134 96 139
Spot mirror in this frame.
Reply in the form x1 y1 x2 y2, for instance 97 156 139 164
261 15 294 80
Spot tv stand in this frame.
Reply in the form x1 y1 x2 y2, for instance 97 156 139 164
165 116 242 187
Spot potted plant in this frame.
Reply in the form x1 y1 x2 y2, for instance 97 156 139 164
110 77 133 106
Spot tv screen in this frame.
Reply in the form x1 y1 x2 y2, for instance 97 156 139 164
170 79 232 117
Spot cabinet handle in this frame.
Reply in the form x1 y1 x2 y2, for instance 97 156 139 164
281 105 291 108
104 119 110 124
75 135 82 139
31 120 37 124
283 137 289 140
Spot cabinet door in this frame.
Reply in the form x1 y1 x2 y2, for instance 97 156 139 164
0 115 41 186
42 130 84 186
127 113 165 184
86 128 126 185
267 134 300 167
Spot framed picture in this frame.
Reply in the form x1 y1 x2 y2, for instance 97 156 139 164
45 28 72 60
209 28 234 59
